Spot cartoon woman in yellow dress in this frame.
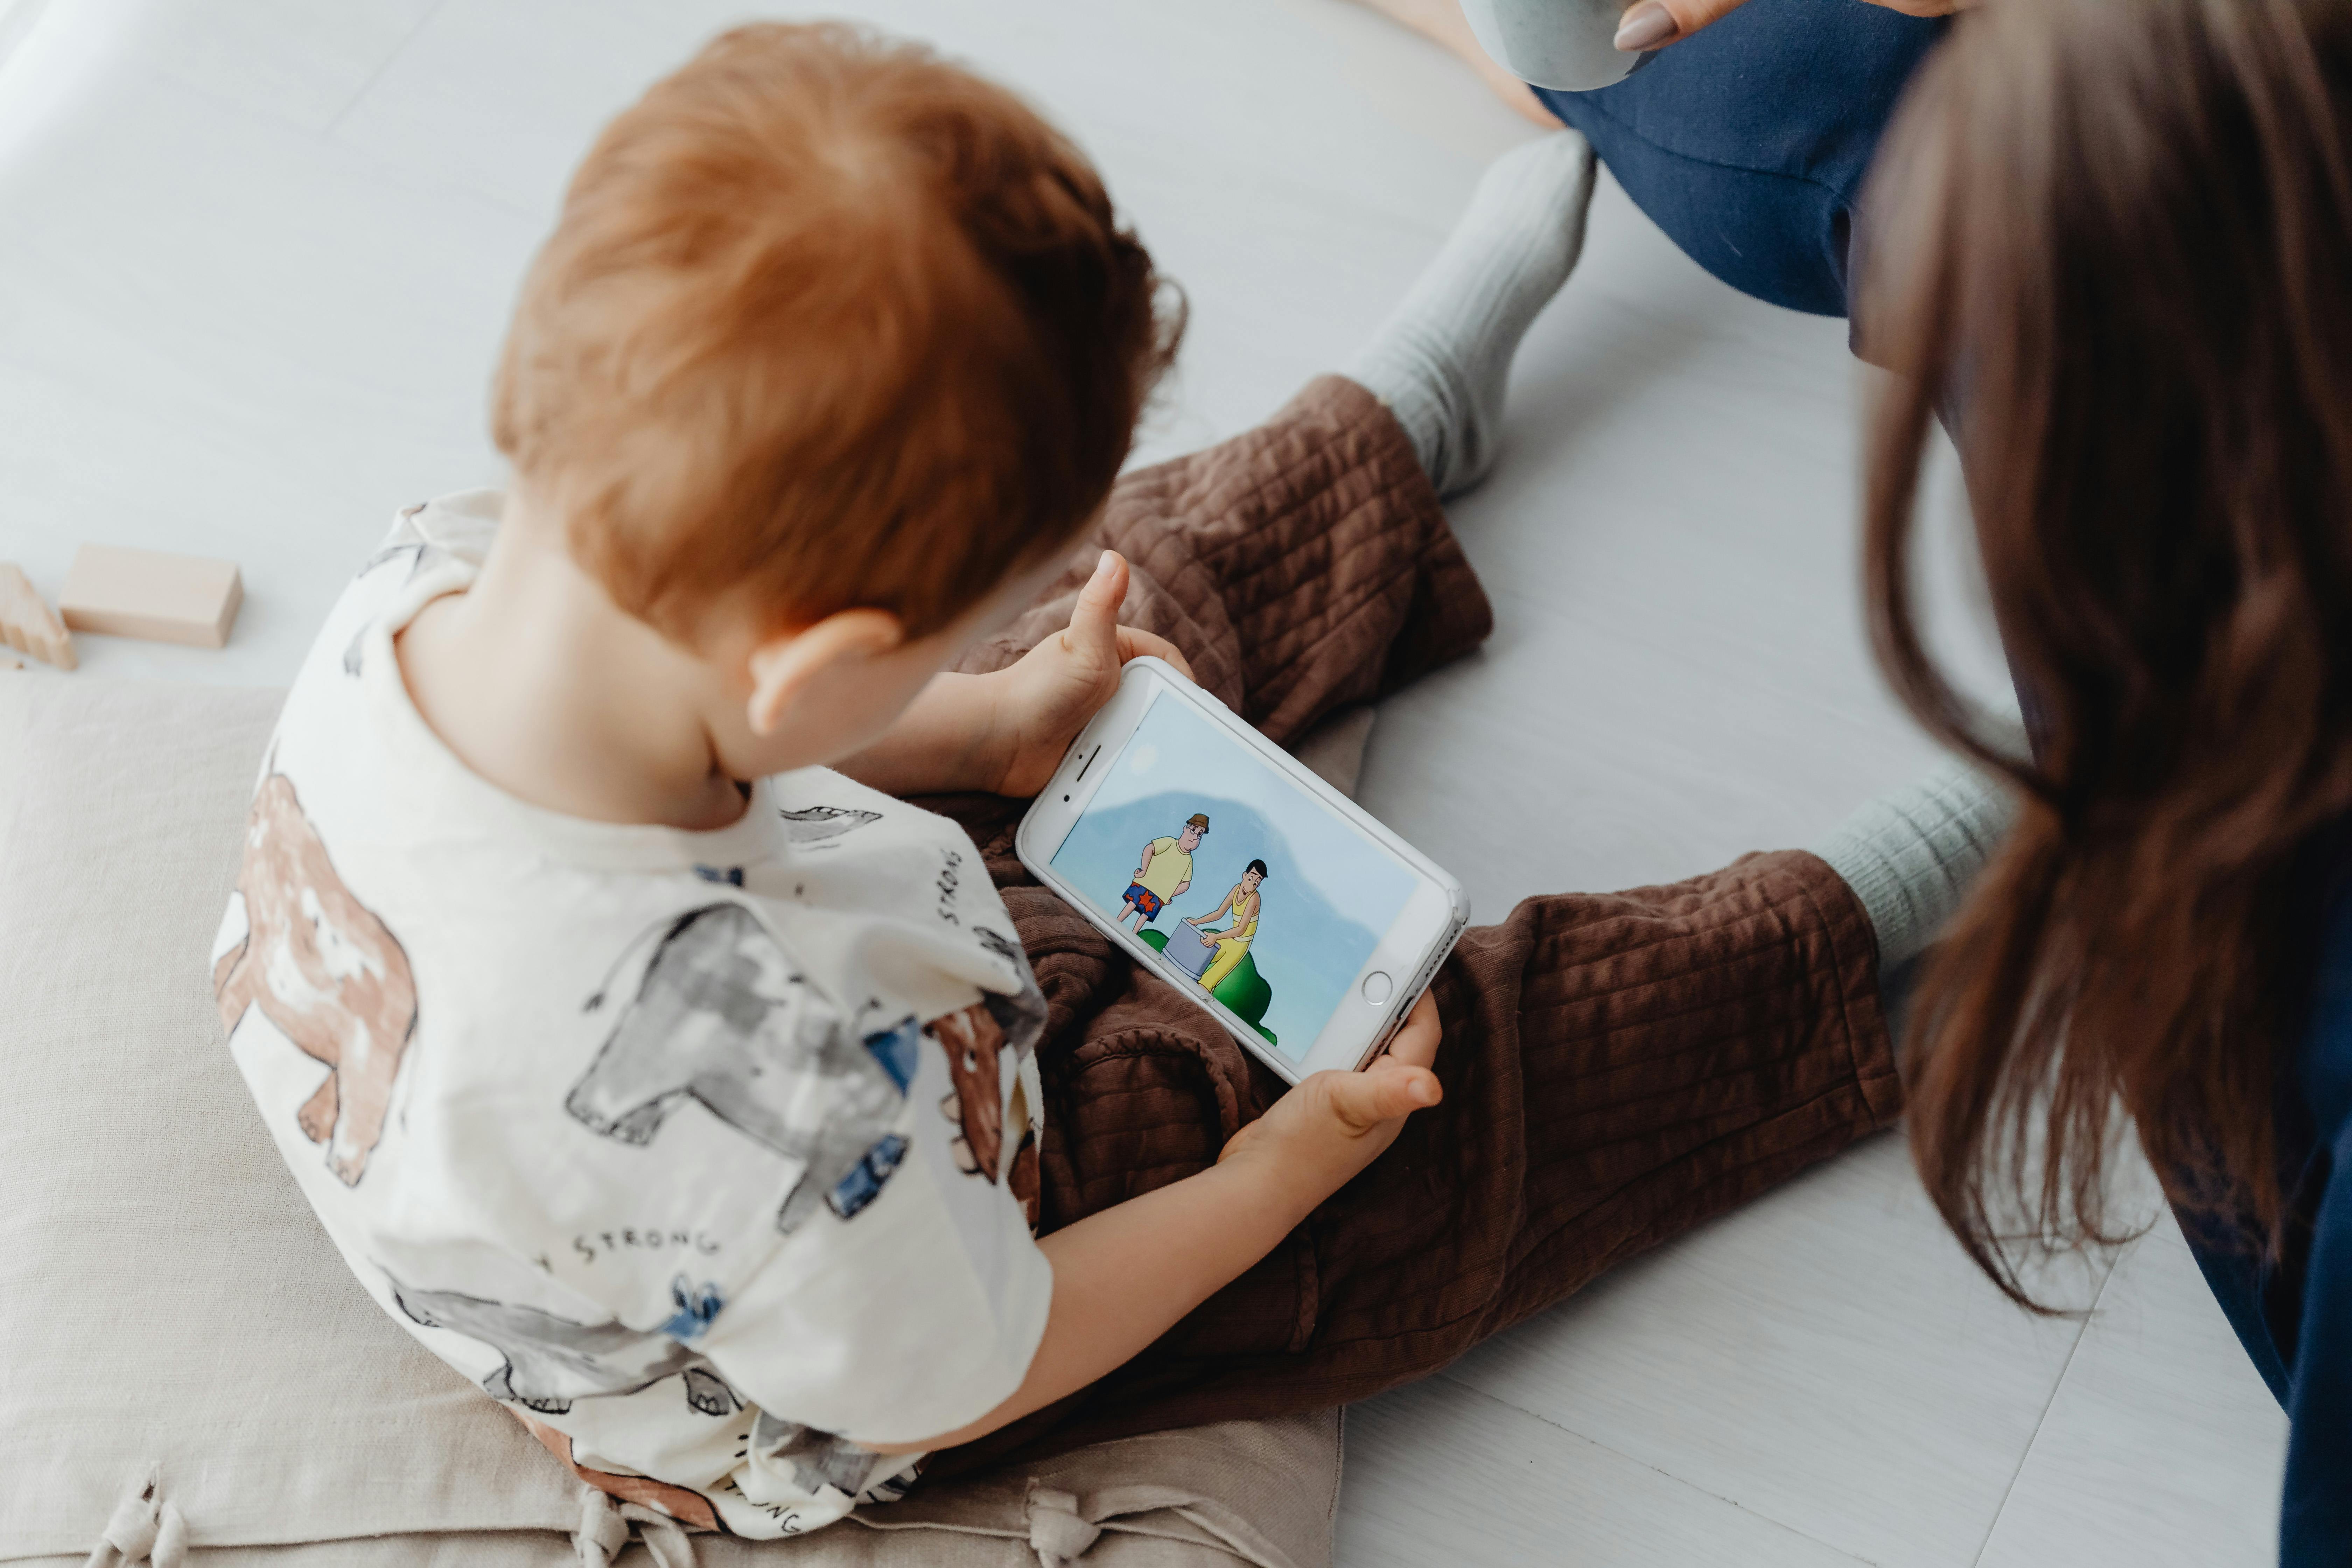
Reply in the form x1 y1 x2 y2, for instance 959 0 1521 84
1184 859 1267 991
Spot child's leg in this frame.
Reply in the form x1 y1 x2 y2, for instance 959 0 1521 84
940 848 1894 1474
913 144 2012 1469
950 132 1594 739
931 767 2013 1476
1345 130 1595 497
955 372 1489 751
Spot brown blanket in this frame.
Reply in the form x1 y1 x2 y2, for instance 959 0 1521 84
925 376 1901 1475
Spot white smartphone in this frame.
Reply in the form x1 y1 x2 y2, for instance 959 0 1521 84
1015 658 1470 1085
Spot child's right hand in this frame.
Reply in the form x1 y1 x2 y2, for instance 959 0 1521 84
983 552 1194 799
1217 991 1442 1197
867 990 1442 1457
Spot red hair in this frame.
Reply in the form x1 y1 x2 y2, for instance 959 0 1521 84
491 22 1182 640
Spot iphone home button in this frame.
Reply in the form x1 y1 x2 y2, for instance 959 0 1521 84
1361 971 1393 1006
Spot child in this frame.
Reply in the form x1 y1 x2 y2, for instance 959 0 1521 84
213 21 2008 1539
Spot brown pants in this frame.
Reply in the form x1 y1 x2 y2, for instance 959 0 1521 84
925 377 1902 1477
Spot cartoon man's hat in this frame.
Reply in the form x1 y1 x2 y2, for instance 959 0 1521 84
1185 813 1210 830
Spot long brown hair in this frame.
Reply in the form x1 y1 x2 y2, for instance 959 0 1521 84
1857 0 2352 1306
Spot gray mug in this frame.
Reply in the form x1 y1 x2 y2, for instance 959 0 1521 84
1458 0 1643 93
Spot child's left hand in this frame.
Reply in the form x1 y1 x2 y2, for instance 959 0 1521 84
987 551 1192 798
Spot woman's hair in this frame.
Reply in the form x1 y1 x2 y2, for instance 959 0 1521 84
1245 859 1270 881
1857 0 2352 1306
493 23 1182 643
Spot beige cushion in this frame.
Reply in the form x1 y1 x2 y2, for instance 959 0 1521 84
0 678 1340 1568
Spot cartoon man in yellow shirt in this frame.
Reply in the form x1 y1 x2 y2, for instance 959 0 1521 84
1116 812 1208 931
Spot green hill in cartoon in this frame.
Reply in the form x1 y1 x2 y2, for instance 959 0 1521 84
1138 929 1276 1048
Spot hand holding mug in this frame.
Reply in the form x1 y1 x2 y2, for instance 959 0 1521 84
1456 0 1969 94
1612 0 1969 55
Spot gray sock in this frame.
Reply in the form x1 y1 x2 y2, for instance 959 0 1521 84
1812 760 2018 972
1345 130 1597 498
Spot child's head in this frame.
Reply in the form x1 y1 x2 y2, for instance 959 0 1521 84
490 23 1180 756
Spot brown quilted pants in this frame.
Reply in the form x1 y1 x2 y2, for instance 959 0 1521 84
923 376 1903 1476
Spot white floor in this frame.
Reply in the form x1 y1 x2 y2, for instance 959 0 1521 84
0 0 2288 1562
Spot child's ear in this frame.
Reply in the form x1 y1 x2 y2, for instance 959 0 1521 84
744 608 905 737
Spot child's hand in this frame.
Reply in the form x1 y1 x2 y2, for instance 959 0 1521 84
988 551 1192 798
861 991 1438 1457
1217 991 1443 1195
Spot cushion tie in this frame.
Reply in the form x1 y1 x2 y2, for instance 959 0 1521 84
574 1485 696 1568
83 1465 186 1568
1024 1484 1102 1566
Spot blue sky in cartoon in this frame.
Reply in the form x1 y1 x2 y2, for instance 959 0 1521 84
1051 692 1414 1055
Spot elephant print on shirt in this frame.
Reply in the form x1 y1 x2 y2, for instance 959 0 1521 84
971 925 1047 1055
749 1410 889 1500
390 1274 738 1418
215 771 418 1186
564 904 917 1233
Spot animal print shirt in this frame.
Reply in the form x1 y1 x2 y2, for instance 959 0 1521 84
211 492 1052 1539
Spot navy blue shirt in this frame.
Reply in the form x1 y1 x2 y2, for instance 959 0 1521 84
2179 872 2352 1562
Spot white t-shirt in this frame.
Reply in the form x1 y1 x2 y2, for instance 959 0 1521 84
211 492 1052 1539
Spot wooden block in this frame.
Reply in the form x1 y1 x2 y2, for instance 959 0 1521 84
59 544 243 649
0 562 76 670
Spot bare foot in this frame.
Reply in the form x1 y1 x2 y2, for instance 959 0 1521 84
1353 0 1560 126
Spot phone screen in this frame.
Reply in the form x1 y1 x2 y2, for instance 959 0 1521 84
1050 689 1418 1062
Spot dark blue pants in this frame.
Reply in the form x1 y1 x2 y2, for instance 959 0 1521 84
1536 0 2057 736
1535 0 1950 318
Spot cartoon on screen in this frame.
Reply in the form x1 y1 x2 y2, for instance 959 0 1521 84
1116 812 1206 930
1185 859 1267 990
1052 694 1413 1061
